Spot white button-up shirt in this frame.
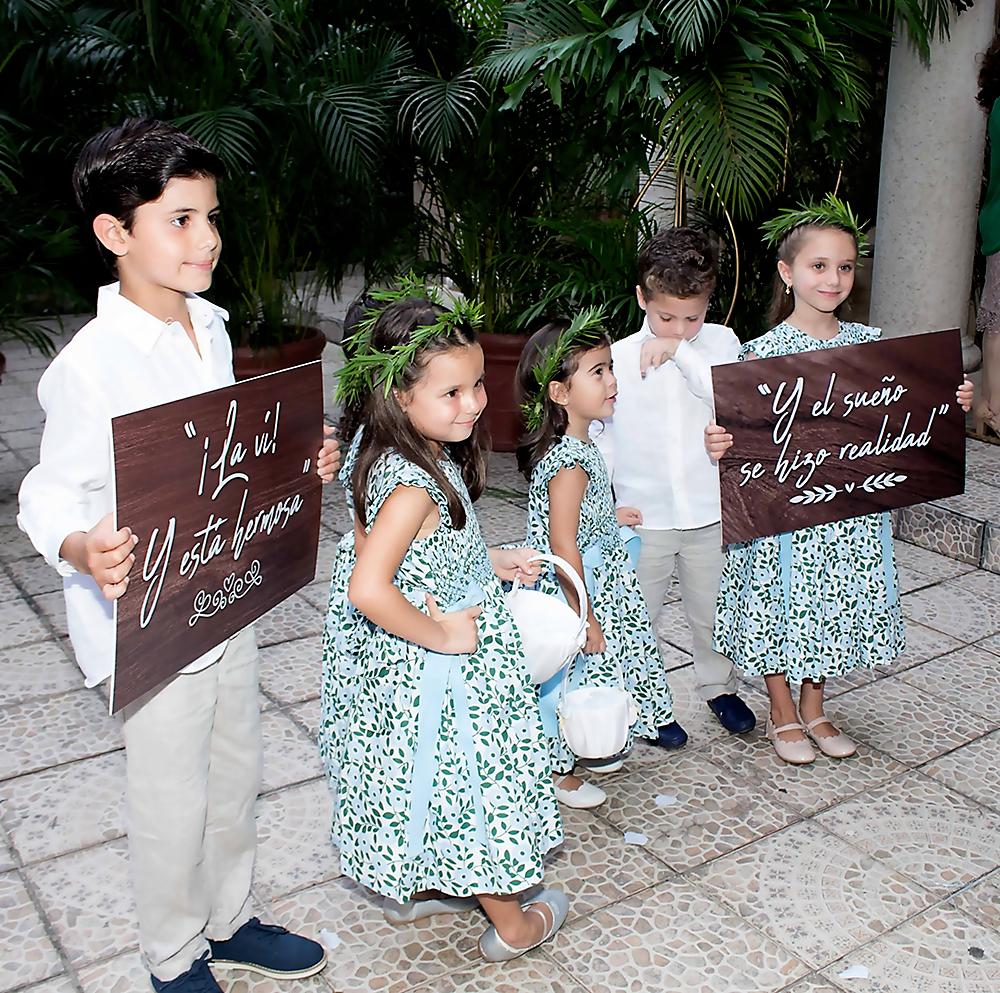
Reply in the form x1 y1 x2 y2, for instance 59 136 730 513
592 319 741 530
18 283 235 687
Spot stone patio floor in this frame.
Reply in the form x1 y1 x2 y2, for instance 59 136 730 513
1 332 999 993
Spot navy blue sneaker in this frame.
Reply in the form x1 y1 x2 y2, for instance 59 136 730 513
209 918 327 980
649 721 688 750
151 953 222 992
707 693 756 734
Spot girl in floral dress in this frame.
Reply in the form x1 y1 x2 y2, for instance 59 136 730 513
516 311 679 810
707 197 974 765
331 297 567 962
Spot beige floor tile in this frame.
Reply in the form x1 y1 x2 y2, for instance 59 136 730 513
260 711 323 794
258 635 323 705
409 956 590 993
6 557 62 597
0 639 79 708
0 826 14 872
783 978 844 993
902 578 1000 642
874 620 968 677
0 870 63 992
0 570 19 604
77 949 336 992
542 806 672 921
948 869 1000 932
824 678 995 766
475 496 528 547
269 876 480 993
0 524 39 563
297 580 331 611
0 751 126 864
289 698 321 741
653 600 693 655
976 631 1000 655
820 905 1000 993
17 978 76 993
596 749 799 871
814 772 1000 896
547 878 809 993
0 601 52 649
254 594 324 648
0 690 122 781
922 731 1000 812
254 779 340 901
690 819 935 971
897 645 1000 723
27 592 67 639
700 734 907 817
26 839 135 968
894 541 978 582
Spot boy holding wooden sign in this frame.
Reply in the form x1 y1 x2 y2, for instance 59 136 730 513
17 120 338 992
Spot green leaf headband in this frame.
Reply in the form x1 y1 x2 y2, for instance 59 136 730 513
520 305 608 433
335 281 484 407
761 193 870 257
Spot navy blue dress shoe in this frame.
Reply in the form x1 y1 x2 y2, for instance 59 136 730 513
209 918 327 980
151 954 222 992
649 721 689 750
707 693 756 734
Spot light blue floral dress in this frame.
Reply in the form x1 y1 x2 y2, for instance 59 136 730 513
318 431 363 787
332 451 563 902
713 321 906 682
526 434 675 771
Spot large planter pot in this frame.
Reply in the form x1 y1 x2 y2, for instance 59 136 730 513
479 330 530 453
232 326 326 381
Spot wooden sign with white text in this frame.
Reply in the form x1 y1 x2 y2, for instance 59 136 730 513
110 362 323 713
712 329 965 545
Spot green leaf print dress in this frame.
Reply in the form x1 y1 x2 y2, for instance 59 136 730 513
526 434 675 772
713 321 906 682
319 430 364 788
333 450 563 902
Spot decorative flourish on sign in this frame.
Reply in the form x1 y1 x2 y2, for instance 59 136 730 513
188 560 264 626
789 472 908 505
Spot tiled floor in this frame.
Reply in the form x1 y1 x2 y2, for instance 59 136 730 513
1 334 998 992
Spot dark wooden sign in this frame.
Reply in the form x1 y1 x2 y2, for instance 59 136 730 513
712 328 965 545
111 361 323 713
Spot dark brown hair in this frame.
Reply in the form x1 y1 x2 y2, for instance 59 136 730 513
766 223 859 326
637 227 718 300
515 319 611 480
979 36 1000 109
351 297 487 529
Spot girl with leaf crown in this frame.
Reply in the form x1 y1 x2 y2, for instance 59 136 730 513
516 309 680 810
706 196 974 765
328 295 569 963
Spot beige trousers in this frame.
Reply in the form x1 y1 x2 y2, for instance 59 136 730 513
634 523 737 701
121 626 261 980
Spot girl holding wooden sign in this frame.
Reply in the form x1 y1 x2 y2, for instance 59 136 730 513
330 296 568 962
706 196 973 765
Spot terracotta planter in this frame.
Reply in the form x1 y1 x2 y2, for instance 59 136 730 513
232 326 326 381
479 330 530 452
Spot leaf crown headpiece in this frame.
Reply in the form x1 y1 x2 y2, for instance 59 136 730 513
761 193 870 257
520 305 608 433
335 274 484 407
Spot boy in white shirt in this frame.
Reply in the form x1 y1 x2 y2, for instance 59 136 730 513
17 119 339 993
594 228 755 738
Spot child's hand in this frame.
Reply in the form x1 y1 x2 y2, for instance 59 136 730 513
705 420 733 462
427 594 481 654
640 337 679 378
957 378 974 413
616 506 643 526
489 547 541 584
86 513 138 600
317 425 340 483
583 614 606 655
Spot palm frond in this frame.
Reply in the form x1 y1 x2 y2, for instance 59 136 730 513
400 68 486 161
173 107 263 171
658 0 730 55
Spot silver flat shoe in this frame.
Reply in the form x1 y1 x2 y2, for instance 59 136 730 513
383 895 478 925
478 887 569 962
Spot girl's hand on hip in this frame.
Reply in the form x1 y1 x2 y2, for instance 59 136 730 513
705 420 733 461
426 594 481 654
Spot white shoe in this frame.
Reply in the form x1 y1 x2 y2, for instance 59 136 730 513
579 756 624 774
383 895 478 924
553 775 607 808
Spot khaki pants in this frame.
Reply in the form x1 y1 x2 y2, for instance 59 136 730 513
635 523 737 701
121 626 261 980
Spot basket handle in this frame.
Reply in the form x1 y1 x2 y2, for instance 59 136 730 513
511 551 589 630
